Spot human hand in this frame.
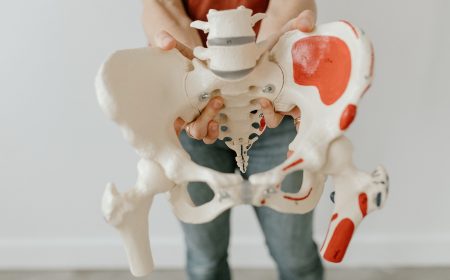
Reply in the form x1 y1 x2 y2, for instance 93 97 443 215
154 31 224 144
258 9 316 129
280 9 316 34
154 30 195 59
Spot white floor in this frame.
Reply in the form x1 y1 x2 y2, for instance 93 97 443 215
2 268 450 280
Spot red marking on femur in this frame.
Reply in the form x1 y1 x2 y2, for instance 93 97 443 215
339 104 357 130
260 199 266 205
259 116 266 132
320 213 339 252
292 36 352 106
282 158 304 172
359 193 368 217
340 20 359 38
331 213 339 222
323 218 355 263
283 188 312 201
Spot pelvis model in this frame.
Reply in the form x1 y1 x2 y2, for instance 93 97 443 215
96 6 389 277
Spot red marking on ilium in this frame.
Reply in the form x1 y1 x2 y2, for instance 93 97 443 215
260 199 266 205
340 20 359 38
282 158 304 172
283 188 312 201
259 116 266 132
292 36 352 106
339 104 357 130
359 193 368 217
323 218 355 263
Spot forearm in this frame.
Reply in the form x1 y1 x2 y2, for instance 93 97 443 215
141 0 201 48
258 0 317 41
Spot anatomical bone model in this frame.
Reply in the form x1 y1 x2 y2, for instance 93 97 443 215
96 6 389 277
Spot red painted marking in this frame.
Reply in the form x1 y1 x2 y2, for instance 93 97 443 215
369 43 375 78
283 188 312 201
260 199 266 205
340 20 359 38
292 36 352 106
362 83 372 97
331 213 339 222
362 45 375 97
282 158 304 172
339 104 357 130
321 213 339 252
320 221 332 252
323 218 355 263
359 193 368 217
259 116 266 132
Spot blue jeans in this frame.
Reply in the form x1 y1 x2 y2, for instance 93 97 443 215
180 118 323 280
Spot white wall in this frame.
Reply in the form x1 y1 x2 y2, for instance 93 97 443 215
1 0 449 270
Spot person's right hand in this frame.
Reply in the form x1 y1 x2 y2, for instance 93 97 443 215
154 31 224 144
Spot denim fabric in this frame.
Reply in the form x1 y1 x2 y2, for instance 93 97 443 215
179 118 324 280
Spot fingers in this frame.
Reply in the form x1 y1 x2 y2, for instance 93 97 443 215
259 98 302 130
280 106 302 130
282 9 317 34
154 30 194 59
259 99 284 128
294 9 317 33
203 121 219 144
187 97 224 142
280 106 301 119
154 30 176 50
173 117 186 137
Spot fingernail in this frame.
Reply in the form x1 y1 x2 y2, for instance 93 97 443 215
260 100 269 108
213 100 223 109
299 18 312 30
162 36 173 46
211 123 218 131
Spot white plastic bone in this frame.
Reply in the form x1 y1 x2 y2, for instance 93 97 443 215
96 7 389 276
192 7 266 73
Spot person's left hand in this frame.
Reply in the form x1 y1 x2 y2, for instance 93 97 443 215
258 9 316 129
